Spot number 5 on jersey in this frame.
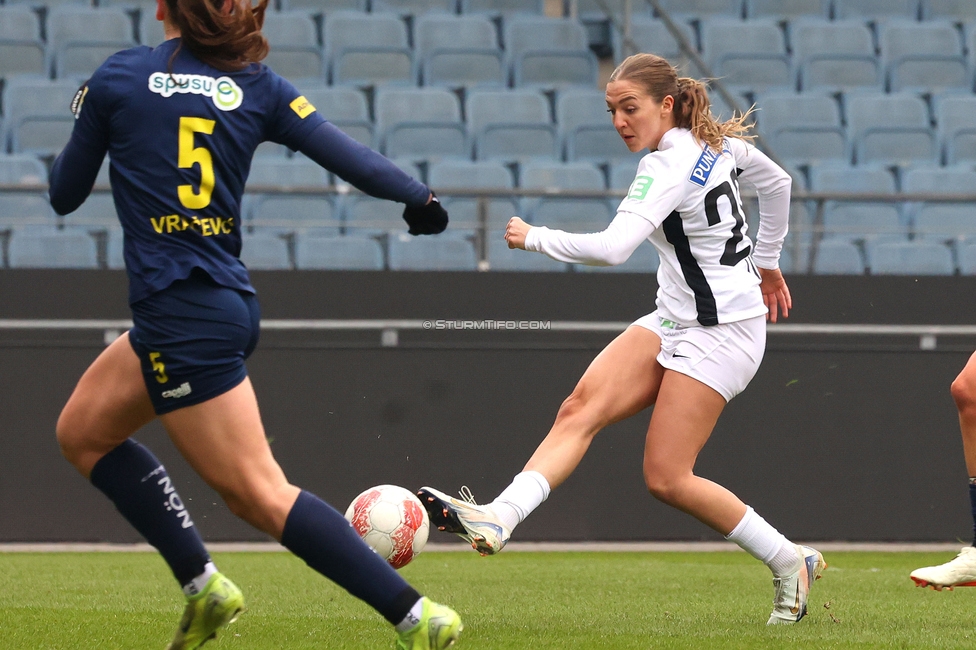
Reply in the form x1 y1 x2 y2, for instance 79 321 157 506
178 116 215 210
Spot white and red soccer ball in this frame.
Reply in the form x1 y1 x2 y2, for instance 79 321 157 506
344 484 430 569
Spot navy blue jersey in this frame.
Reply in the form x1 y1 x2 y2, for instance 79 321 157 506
51 38 429 304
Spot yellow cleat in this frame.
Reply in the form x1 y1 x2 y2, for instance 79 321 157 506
166 573 244 649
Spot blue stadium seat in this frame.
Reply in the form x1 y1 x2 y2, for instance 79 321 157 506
574 244 660 273
324 12 413 86
845 92 937 166
778 242 811 274
879 21 967 93
4 0 91 9
247 156 330 190
0 193 55 231
47 7 136 79
791 19 882 93
505 17 598 89
611 16 695 66
294 234 384 270
68 194 118 231
106 227 125 270
388 233 477 271
8 228 99 269
654 0 743 19
344 160 423 235
261 12 324 85
903 166 976 242
833 0 920 20
0 8 45 79
700 19 791 94
246 157 335 234
556 88 640 164
467 89 558 162
371 0 456 15
922 0 976 19
812 240 865 274
0 154 46 185
745 0 828 18
868 241 954 275
958 241 976 275
241 232 292 270
373 87 467 160
608 159 640 191
810 163 907 244
521 161 612 233
281 0 367 12
138 4 166 47
428 160 516 235
414 14 504 89
487 237 569 271
934 94 976 164
297 85 373 147
2 78 78 156
459 0 544 17
754 92 847 164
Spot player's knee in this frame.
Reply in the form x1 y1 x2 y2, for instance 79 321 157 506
643 466 686 506
553 389 600 434
951 372 976 416
55 404 86 466
220 481 295 536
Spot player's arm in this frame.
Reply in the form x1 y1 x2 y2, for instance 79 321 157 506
506 211 654 265
49 81 110 216
729 140 791 270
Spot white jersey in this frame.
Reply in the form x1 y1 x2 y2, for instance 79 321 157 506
525 127 791 327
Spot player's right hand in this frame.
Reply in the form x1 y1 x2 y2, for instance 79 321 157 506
504 216 531 249
402 191 449 235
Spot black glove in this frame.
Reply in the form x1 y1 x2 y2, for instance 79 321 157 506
402 191 448 235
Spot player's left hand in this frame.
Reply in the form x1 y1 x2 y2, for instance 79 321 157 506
758 266 791 323
402 191 448 235
504 216 531 249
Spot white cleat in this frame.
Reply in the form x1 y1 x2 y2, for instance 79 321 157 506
767 545 827 626
911 546 976 590
417 486 511 556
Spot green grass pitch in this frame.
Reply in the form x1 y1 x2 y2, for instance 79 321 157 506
2 550 975 649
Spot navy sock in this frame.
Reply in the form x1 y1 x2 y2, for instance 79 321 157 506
281 491 421 625
90 439 211 588
969 479 976 547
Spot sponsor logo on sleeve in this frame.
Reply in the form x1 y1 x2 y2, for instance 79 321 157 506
289 95 316 119
627 175 654 200
148 73 243 111
70 84 89 119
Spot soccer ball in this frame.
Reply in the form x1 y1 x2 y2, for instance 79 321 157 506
344 484 430 569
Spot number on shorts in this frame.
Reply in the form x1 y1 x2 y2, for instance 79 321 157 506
149 352 168 384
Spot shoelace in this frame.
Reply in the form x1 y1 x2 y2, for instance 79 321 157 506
458 485 478 505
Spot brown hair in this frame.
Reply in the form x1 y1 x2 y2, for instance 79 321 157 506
609 53 754 151
164 0 270 72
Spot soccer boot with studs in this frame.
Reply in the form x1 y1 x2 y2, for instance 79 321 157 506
911 546 976 590
417 486 511 556
767 545 826 625
395 597 463 650
166 572 244 650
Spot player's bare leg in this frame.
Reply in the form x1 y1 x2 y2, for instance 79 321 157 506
419 326 665 553
911 351 976 590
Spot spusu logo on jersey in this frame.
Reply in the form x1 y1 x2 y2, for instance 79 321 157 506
148 72 244 111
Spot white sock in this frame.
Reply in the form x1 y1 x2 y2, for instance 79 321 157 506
394 598 425 633
726 507 801 578
490 471 551 531
182 561 218 597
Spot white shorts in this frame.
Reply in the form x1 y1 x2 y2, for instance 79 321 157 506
632 311 766 402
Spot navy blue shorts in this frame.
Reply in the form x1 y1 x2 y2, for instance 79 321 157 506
128 271 260 415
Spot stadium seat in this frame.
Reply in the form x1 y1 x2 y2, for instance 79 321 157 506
459 0 544 17
68 194 118 231
754 92 847 165
324 12 413 86
47 7 136 79
791 19 882 93
247 156 330 190
833 0 920 20
745 0 828 18
106 227 125 270
879 21 967 93
934 94 976 164
428 160 516 235
0 193 55 231
4 0 91 9
611 16 695 67
388 234 477 271
778 242 811 274
8 228 99 269
297 85 373 147
958 241 976 275
521 161 612 233
903 166 976 243
241 232 292 270
260 12 324 84
922 0 976 20
608 159 640 191
810 163 907 244
344 160 424 235
486 237 569 271
504 17 599 89
245 157 335 234
371 0 456 15
373 87 467 160
0 8 45 79
844 93 937 166
576 0 651 56
654 0 743 19
467 89 559 162
294 234 384 270
574 243 660 273
700 19 791 94
812 240 865 274
281 0 367 12
868 241 954 275
556 87 640 164
138 4 166 47
0 154 46 185
2 78 78 156
414 14 504 89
